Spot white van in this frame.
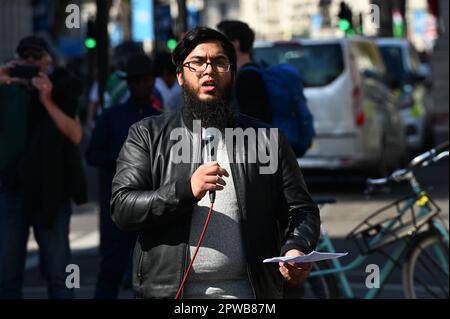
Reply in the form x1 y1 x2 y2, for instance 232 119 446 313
376 38 435 152
253 38 408 176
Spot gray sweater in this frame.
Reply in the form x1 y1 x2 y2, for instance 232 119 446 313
184 138 255 299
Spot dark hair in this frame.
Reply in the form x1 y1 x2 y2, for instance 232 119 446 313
172 26 237 74
217 20 255 54
119 53 155 79
16 35 50 54
113 41 145 70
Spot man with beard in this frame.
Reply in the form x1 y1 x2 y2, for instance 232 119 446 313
110 27 320 299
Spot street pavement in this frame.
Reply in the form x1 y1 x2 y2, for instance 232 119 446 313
21 127 448 299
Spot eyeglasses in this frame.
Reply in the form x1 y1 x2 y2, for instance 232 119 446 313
183 60 231 73
20 50 44 60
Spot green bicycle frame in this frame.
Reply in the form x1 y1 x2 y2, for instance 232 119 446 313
310 189 449 299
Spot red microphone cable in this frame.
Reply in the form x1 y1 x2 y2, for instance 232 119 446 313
175 201 215 299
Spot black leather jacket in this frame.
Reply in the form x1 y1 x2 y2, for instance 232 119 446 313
111 110 320 299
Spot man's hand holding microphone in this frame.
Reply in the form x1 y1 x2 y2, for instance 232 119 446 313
190 161 229 202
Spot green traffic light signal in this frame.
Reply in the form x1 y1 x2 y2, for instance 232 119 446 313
167 38 177 50
338 19 351 31
85 38 97 49
393 23 405 38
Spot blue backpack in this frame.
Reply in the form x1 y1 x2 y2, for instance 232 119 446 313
242 63 315 157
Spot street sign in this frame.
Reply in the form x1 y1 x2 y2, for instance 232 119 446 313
131 0 154 42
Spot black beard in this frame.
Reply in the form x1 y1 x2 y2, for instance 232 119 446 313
182 81 235 132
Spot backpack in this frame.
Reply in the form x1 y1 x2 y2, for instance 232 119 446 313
241 63 315 157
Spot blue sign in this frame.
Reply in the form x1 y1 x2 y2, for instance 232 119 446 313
188 5 201 30
110 22 124 48
131 0 154 41
413 10 426 34
58 37 84 57
311 13 323 32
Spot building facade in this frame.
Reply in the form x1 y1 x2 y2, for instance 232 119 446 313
198 0 439 51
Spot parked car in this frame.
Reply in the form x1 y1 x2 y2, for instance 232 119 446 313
376 38 435 152
253 38 408 177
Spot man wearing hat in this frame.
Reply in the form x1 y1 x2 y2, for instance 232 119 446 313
86 53 161 299
0 36 87 298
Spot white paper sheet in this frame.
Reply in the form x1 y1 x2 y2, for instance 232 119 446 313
263 251 348 263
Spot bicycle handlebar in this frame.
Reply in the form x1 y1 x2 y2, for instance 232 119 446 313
366 169 409 186
409 140 449 168
366 141 449 189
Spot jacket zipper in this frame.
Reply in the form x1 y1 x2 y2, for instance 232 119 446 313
179 134 202 299
229 157 257 299
246 264 257 299
137 250 144 285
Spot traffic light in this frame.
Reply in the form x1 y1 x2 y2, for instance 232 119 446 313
338 2 353 35
393 9 405 38
162 27 178 51
162 25 177 51
166 38 177 50
85 19 97 49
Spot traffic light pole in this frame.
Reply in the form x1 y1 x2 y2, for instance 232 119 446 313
153 0 160 55
177 0 188 36
96 0 111 108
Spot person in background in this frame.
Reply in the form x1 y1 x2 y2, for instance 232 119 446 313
218 20 315 159
154 51 183 112
217 20 272 124
0 36 87 299
85 53 162 299
86 42 163 129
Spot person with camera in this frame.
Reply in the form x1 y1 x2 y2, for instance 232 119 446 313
0 36 87 298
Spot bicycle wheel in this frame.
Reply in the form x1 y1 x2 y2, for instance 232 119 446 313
402 232 449 299
303 261 340 299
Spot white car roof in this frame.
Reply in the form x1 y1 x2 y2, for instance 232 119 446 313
254 37 375 48
253 40 301 48
375 38 410 47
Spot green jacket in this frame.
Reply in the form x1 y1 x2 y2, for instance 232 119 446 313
0 83 31 175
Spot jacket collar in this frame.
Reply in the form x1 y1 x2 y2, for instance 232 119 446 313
180 105 238 133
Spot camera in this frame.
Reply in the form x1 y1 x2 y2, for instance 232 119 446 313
9 64 40 79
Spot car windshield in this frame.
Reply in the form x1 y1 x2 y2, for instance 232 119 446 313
378 46 406 85
253 44 344 87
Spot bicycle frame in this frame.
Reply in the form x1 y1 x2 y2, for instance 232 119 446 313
310 176 449 299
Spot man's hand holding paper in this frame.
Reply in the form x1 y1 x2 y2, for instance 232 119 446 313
278 249 313 287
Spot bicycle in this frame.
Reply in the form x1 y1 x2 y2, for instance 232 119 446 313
305 141 449 299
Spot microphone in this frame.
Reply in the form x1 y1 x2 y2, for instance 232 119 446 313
176 133 216 299
203 132 216 203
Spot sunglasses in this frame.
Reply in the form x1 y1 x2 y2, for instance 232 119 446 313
20 50 44 60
